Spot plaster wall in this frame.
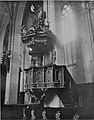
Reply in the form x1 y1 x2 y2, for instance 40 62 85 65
54 1 94 84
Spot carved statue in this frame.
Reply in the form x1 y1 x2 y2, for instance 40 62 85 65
31 109 36 120
42 110 47 120
23 108 27 120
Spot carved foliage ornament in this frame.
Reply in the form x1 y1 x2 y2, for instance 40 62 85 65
21 4 56 46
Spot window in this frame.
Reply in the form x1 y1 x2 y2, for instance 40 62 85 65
61 4 77 66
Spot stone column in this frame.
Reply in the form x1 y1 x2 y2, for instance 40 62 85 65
49 1 65 65
0 4 10 104
83 7 94 83
43 0 48 22
43 0 56 34
5 2 26 104
48 0 56 34
19 43 26 104
43 0 58 65
0 10 9 63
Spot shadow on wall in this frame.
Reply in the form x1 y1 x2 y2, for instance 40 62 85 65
71 37 94 115
66 35 94 118
77 82 94 118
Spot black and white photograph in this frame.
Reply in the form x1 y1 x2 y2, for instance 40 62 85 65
0 0 94 119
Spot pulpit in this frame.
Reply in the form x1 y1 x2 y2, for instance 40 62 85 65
25 64 64 90
20 3 80 119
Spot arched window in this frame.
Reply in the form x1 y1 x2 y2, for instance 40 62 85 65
61 4 77 66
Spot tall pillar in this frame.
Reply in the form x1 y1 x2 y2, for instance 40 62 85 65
43 0 48 22
17 43 25 104
83 6 94 83
43 0 56 34
48 1 65 65
5 2 26 104
0 11 9 63
20 44 25 93
48 0 56 34
43 0 58 64
0 4 10 104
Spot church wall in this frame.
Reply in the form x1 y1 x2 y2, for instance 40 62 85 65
73 2 94 84
54 1 94 84
53 1 94 112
